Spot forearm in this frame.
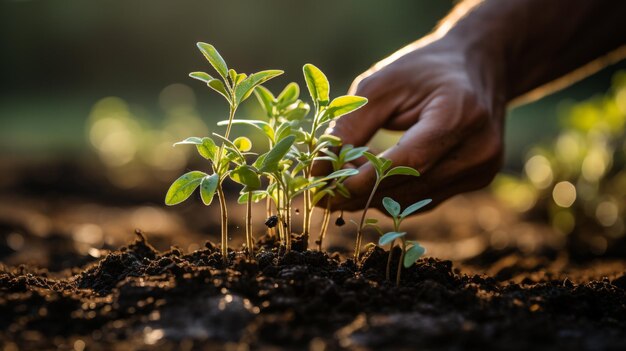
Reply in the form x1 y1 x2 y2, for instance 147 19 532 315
442 0 626 103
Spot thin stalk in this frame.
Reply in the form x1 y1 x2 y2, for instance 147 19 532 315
318 196 332 251
386 239 395 281
354 179 381 261
276 191 285 244
386 219 400 281
396 239 406 286
216 185 229 263
284 187 292 252
266 193 275 237
214 105 237 264
246 190 253 259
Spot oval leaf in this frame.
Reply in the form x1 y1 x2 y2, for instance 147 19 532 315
208 79 231 102
200 173 219 206
234 70 284 105
382 197 401 217
173 137 203 146
165 171 207 206
260 135 295 173
322 95 368 122
254 86 275 117
378 231 406 246
233 136 252 152
230 165 261 190
189 72 213 83
277 82 300 108
385 166 420 178
303 64 330 106
400 199 432 218
237 190 268 204
197 42 228 80
403 243 426 268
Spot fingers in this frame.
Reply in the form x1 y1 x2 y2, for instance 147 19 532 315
330 119 502 212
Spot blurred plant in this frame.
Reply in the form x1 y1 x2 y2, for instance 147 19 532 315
493 71 626 256
377 197 431 284
87 87 209 189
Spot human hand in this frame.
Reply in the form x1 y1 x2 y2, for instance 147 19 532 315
314 34 508 213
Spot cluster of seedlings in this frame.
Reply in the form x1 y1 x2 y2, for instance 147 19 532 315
165 43 431 285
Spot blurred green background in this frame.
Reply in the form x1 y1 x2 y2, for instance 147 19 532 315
1 0 625 168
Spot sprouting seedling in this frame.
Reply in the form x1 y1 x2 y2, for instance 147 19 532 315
292 64 368 242
220 82 310 239
313 144 368 250
378 197 431 285
165 43 282 262
353 152 421 261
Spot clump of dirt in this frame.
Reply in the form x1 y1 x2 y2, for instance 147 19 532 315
1 233 626 350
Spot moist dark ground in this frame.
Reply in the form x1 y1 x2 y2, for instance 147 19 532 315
2 230 626 351
1 160 626 350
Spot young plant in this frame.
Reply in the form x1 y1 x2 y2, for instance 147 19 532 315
353 152 421 260
293 64 368 243
165 43 283 262
313 144 368 250
378 197 431 285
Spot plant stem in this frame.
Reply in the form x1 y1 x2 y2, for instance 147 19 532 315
246 190 253 259
284 186 292 252
216 185 229 263
386 239 395 281
214 105 237 264
354 179 381 261
396 239 406 286
266 192 275 238
318 197 332 251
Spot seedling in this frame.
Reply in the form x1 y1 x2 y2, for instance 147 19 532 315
378 197 431 285
165 43 283 262
353 152 421 260
314 144 368 250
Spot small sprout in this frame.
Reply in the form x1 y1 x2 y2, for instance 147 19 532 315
353 152 422 261
378 197 431 285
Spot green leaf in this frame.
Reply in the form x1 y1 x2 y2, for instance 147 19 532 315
165 171 207 206
173 137 203 146
237 190 267 204
385 166 420 178
400 199 432 218
321 95 368 123
197 137 218 161
315 168 359 183
212 133 245 163
208 79 231 102
363 152 384 173
312 188 334 206
235 70 284 105
277 82 299 108
283 101 310 121
235 73 247 85
218 119 275 143
233 136 252 152
378 231 406 246
343 146 368 163
260 135 295 173
200 173 219 206
228 69 237 85
318 134 342 147
197 42 228 80
254 86 275 116
403 243 426 268
230 165 261 190
382 197 401 217
189 72 213 83
335 182 351 198
302 64 330 107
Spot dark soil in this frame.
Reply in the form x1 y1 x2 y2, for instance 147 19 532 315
2 230 626 351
